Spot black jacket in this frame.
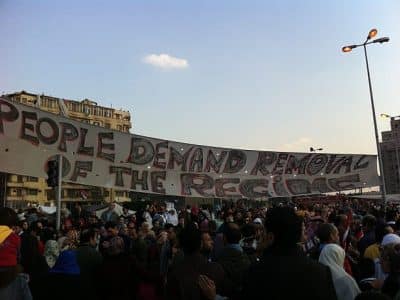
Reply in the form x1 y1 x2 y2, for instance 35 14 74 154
241 246 338 300
217 247 250 294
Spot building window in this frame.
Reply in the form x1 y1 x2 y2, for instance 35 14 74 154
27 177 38 182
84 106 91 115
46 190 55 200
116 125 122 131
27 189 38 195
17 176 23 183
67 189 78 198
104 190 110 197
115 191 125 197
105 123 111 129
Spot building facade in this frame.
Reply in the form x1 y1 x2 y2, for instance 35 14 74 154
381 115 400 194
2 91 132 208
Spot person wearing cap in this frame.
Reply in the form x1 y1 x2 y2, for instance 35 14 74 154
253 218 262 225
373 233 400 282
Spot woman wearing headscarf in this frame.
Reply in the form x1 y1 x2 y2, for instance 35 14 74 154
44 240 60 268
32 250 84 300
319 243 361 300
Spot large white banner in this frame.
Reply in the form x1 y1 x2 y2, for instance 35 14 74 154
0 97 379 199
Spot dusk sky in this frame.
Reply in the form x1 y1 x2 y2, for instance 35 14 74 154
1 0 399 155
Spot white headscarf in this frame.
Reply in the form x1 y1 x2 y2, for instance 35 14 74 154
319 244 360 300
382 233 400 246
44 240 60 268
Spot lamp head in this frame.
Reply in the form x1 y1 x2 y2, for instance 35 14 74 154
342 45 357 53
373 37 390 44
368 28 378 40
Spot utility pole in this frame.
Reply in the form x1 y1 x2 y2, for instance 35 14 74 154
56 155 62 231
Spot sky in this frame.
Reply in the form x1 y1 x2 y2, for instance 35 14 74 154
1 0 399 155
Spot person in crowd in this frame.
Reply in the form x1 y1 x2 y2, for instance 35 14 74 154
385 210 398 232
153 205 168 228
310 223 340 260
100 202 119 223
241 206 338 300
166 209 178 226
0 207 32 300
29 221 45 255
121 206 132 221
217 222 250 294
33 250 83 300
159 224 176 276
20 230 49 286
44 240 60 268
18 220 29 237
334 211 355 276
375 233 400 281
364 224 393 262
71 202 83 223
142 205 155 229
76 228 102 277
359 215 377 257
97 236 138 300
201 232 214 262
358 258 378 291
128 224 148 263
100 221 131 255
380 243 400 298
240 223 258 263
319 243 361 300
166 223 230 300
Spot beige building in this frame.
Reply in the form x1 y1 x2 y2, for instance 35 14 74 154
2 90 132 208
381 115 400 194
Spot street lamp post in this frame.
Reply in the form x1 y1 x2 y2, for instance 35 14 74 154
342 29 389 210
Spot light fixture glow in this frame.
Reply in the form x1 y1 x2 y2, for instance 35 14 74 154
342 46 353 53
368 28 378 39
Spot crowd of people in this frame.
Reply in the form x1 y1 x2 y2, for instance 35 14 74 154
1 197 400 300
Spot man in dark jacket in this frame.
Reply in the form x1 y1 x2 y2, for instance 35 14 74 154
217 223 250 293
241 207 337 300
166 223 231 300
76 228 103 300
358 214 376 257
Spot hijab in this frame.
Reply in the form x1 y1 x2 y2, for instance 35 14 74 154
44 240 60 268
50 250 80 275
319 244 360 300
